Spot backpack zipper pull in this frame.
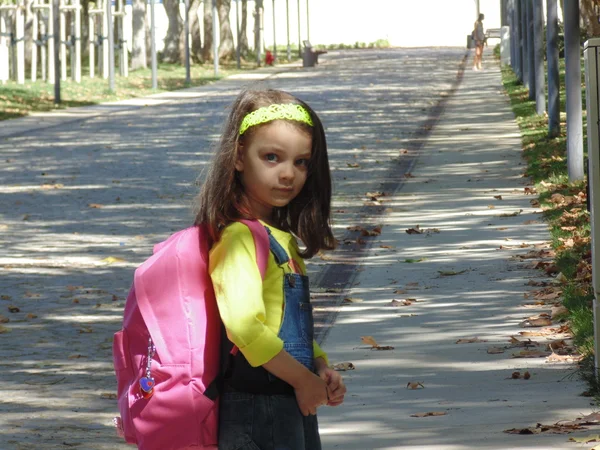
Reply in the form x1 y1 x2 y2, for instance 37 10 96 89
140 337 156 399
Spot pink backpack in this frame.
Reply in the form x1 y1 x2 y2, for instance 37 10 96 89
112 221 269 449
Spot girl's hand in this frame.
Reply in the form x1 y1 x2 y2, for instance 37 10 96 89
294 372 329 416
318 367 347 407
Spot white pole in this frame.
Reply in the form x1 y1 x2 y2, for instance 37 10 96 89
16 1 25 84
102 0 109 78
184 0 190 84
60 0 66 80
150 0 157 88
48 0 55 83
212 0 218 76
32 4 39 81
107 0 115 91
89 12 95 78
40 12 46 81
74 0 81 82
0 11 8 83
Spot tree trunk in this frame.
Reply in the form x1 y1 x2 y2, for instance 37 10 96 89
162 0 182 63
218 0 234 59
580 0 600 37
131 0 147 70
240 0 248 56
202 0 213 61
254 0 263 60
190 0 202 62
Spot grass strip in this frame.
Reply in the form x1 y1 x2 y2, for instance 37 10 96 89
0 60 275 121
500 54 597 394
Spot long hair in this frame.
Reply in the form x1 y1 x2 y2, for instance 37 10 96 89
194 89 335 258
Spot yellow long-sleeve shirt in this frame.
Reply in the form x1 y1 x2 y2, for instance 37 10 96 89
209 221 328 368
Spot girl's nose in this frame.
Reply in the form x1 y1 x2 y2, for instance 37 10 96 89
280 162 295 181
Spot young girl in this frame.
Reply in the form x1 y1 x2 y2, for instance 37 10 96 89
195 89 346 450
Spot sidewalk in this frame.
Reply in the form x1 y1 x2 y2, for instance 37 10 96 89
316 51 593 449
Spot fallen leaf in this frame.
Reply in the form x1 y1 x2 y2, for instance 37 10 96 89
0 325 10 334
523 220 540 225
347 163 360 168
406 382 425 390
406 225 423 235
487 347 505 354
372 345 395 351
26 313 38 319
393 289 408 295
520 317 552 327
0 315 8 323
499 209 523 217
8 305 19 313
438 270 467 276
101 256 126 264
343 297 363 303
88 203 104 208
404 258 425 263
411 411 447 417
494 195 503 200
568 434 600 443
488 205 495 209
512 350 551 358
100 393 118 400
361 336 379 347
331 362 355 371
456 337 487 344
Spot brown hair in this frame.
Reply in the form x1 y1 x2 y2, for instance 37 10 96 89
194 88 335 258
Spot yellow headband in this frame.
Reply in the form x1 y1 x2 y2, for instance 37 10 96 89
239 104 313 135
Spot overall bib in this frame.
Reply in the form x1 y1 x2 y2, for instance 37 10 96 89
218 228 322 450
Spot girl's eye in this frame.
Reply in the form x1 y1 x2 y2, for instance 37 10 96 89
296 158 309 167
265 153 278 162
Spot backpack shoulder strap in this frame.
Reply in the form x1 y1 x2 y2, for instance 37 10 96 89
239 219 269 279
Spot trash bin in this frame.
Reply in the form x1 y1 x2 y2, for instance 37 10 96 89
467 34 475 49
302 46 317 67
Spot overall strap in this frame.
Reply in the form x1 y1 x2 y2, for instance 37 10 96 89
266 227 290 265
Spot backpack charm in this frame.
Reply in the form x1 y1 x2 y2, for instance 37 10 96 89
139 338 155 399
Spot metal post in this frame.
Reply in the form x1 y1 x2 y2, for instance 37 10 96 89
107 0 114 91
583 38 600 378
297 0 300 57
60 0 66 80
501 0 507 26
53 0 60 102
150 0 157 88
184 0 190 84
75 0 81 82
547 0 560 137
212 0 218 76
272 0 276 61
286 0 290 60
32 4 38 82
527 0 535 99
48 0 55 83
533 0 544 113
515 0 522 82
564 0 584 181
521 0 528 88
305 0 309 42
236 0 241 69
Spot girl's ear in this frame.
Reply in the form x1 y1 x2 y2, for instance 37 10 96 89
234 144 245 172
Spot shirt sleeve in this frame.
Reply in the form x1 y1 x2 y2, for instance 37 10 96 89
313 341 329 367
209 223 284 367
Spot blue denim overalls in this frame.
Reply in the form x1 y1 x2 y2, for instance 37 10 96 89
218 227 322 450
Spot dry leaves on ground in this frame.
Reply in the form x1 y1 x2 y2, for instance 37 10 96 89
505 423 587 435
388 299 418 307
411 411 447 418
360 336 394 351
438 270 467 276
456 337 487 344
406 382 425 390
509 371 531 379
405 225 440 235
520 316 553 327
331 362 355 371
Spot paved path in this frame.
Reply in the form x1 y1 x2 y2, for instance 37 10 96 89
317 51 594 449
0 48 466 449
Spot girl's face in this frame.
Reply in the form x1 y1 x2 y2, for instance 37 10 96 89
235 120 312 223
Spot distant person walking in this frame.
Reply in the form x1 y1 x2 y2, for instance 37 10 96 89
473 13 485 71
